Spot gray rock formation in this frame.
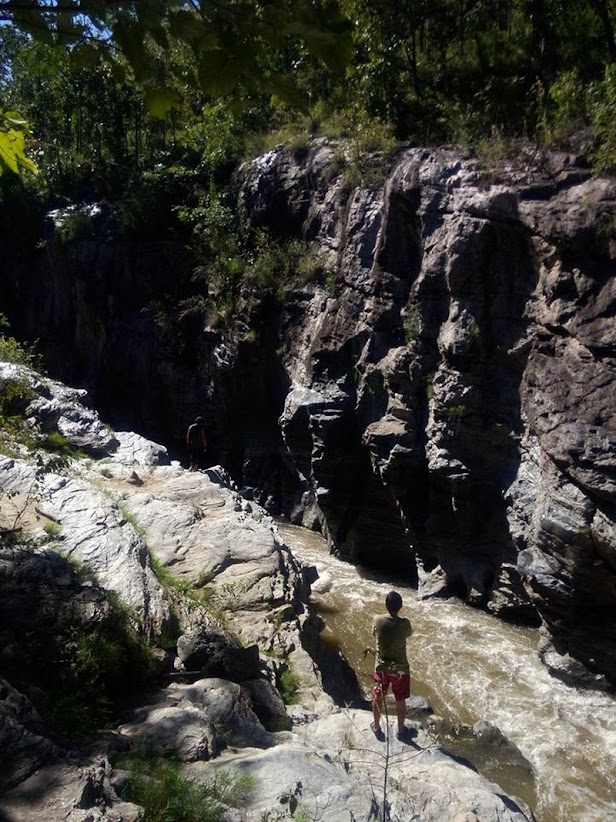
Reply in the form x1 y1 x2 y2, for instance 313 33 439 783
0 678 59 793
118 678 275 760
236 143 616 689
2 141 615 688
0 756 141 822
0 362 120 456
187 710 533 822
0 364 360 709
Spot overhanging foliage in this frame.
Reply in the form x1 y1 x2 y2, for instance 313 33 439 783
0 0 352 174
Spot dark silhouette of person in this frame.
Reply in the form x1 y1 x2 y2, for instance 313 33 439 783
186 415 207 471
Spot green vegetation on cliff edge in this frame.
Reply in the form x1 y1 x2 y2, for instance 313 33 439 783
1 2 616 336
2 1 616 185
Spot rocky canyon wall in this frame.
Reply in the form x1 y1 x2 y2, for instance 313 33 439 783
238 143 616 690
1 142 615 689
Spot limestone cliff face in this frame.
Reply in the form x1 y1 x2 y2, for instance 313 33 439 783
2 143 615 688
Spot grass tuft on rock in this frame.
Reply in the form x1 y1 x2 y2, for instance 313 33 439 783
118 756 253 822
276 662 301 705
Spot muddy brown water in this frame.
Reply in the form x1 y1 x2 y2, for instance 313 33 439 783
277 521 616 822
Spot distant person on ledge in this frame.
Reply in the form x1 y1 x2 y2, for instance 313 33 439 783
371 590 413 741
186 415 207 471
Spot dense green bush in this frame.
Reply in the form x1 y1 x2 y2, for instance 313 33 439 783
34 614 154 737
39 430 87 463
0 318 39 453
540 70 589 144
590 65 616 174
174 188 328 331
0 378 36 454
276 662 301 705
0 375 34 415
246 235 322 295
119 164 202 240
56 209 94 243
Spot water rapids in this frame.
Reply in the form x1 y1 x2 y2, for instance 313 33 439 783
277 521 616 822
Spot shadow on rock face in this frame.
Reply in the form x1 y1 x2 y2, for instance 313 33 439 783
176 626 261 682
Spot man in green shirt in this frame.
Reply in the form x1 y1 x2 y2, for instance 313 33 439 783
371 590 413 741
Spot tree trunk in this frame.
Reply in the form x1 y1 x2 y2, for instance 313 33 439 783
589 0 616 63
526 0 555 80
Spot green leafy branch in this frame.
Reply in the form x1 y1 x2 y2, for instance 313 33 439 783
0 109 38 175
0 0 352 159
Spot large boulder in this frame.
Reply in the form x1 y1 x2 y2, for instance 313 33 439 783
0 362 119 455
117 678 275 760
177 626 261 682
186 709 533 822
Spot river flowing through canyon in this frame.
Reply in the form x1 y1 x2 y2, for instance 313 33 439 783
276 521 616 822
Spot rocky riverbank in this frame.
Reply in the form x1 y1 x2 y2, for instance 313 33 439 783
0 363 533 821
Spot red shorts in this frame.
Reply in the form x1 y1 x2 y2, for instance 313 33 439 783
372 670 410 701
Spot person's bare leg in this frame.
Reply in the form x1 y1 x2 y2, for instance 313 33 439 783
372 688 383 732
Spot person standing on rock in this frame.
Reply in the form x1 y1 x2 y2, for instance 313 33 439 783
186 415 207 471
371 590 413 741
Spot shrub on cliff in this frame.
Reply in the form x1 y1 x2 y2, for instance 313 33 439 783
174 189 327 331
0 319 40 454
590 65 616 174
0 315 39 368
0 377 35 456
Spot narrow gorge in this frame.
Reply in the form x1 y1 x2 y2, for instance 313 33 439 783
2 142 615 691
